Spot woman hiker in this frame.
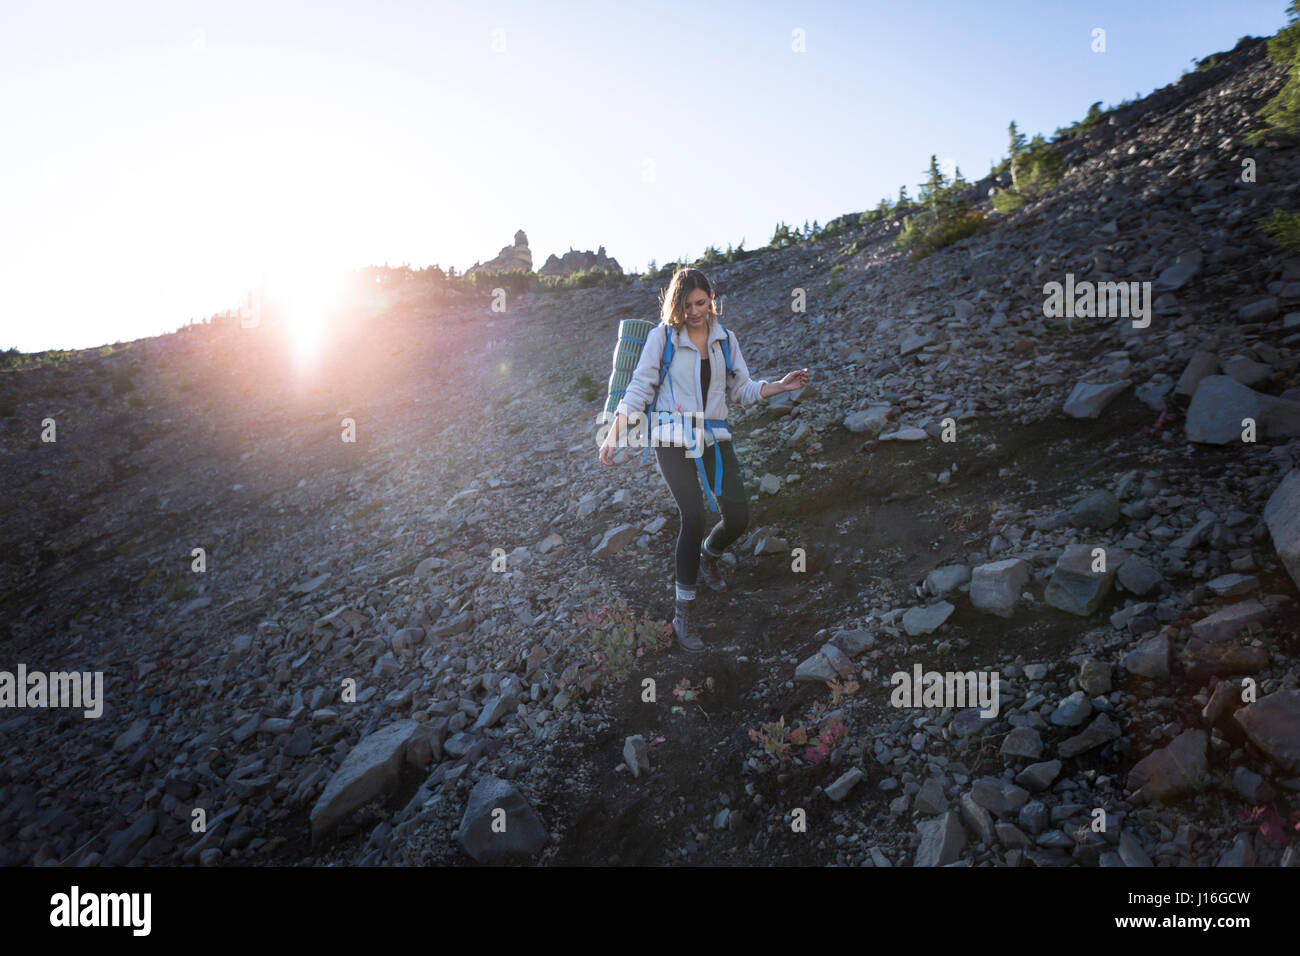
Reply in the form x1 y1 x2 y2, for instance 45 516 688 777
598 267 809 652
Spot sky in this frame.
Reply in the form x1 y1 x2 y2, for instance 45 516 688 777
0 0 1293 353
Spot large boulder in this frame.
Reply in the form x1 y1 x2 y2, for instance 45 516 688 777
1127 729 1207 802
1233 690 1300 773
310 720 420 841
970 559 1030 617
1044 544 1125 616
1185 376 1300 444
456 775 548 863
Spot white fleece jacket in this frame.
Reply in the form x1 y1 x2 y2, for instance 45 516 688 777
614 318 768 448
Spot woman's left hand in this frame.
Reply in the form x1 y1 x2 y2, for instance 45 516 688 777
779 368 810 392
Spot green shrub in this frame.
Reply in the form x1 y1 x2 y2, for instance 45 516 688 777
537 266 630 292
1013 135 1065 198
1248 2 1300 144
576 370 600 403
572 597 671 690
827 263 845 296
895 208 987 260
1258 209 1300 253
1267 1 1300 65
991 187 1026 214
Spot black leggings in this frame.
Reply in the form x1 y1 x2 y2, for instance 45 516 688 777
655 439 749 598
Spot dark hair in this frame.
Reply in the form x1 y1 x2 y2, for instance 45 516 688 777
659 267 716 331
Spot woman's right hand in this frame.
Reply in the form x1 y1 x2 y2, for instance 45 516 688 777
599 412 627 465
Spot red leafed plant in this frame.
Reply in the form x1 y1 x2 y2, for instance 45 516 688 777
1236 804 1299 845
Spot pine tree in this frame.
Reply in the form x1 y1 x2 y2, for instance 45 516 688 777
919 155 950 223
897 185 910 208
1008 121 1028 189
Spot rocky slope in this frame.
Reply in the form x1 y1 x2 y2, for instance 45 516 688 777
1 35 1300 867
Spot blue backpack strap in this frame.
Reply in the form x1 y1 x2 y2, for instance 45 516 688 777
642 324 675 462
696 324 736 510
719 323 734 377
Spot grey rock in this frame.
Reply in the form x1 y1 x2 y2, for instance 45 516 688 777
1117 557 1162 596
1078 658 1112 696
795 651 838 683
1044 543 1124 616
310 719 420 841
1264 469 1300 592
843 405 891 435
959 792 996 845
456 775 547 864
1175 351 1218 398
1015 760 1062 792
1049 691 1093 728
1058 713 1122 758
1118 831 1153 867
1217 831 1256 867
829 629 875 657
1123 633 1170 679
1238 296 1278 321
1127 729 1208 801
1223 354 1273 387
970 559 1030 618
914 811 966 866
474 692 519 730
995 822 1029 849
913 777 948 815
592 524 640 557
623 735 651 778
103 811 158 866
902 601 955 635
825 767 864 801
1233 690 1300 773
1001 726 1044 759
1069 490 1120 529
1185 376 1300 444
925 564 971 596
1063 380 1130 419
1190 599 1268 644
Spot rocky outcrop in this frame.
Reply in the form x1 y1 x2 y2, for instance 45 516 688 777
466 229 533 275
538 245 622 277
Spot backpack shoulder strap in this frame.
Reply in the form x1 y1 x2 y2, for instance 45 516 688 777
720 324 735 377
658 324 674 381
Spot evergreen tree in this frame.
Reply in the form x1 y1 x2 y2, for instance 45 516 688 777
897 185 910 208
919 155 951 223
1008 121 1028 189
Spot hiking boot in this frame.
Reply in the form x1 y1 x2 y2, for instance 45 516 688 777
699 547 728 591
673 598 705 653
